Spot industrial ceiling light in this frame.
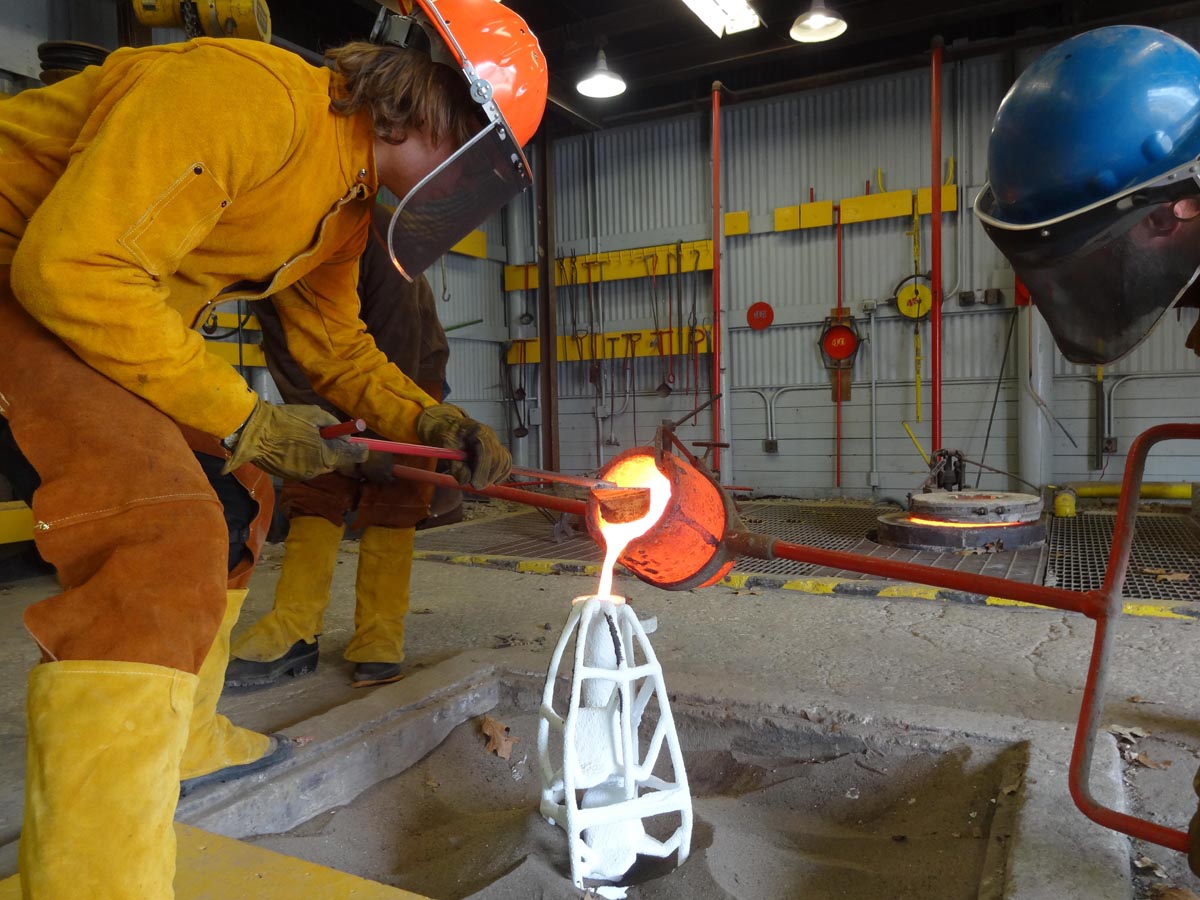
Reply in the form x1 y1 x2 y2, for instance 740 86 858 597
679 0 761 38
789 0 847 42
576 49 626 99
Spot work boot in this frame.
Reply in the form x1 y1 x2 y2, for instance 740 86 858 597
229 514 343 671
345 526 414 687
225 637 319 688
352 661 404 688
181 589 292 793
20 659 198 898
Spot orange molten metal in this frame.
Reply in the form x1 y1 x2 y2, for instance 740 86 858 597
587 448 736 591
905 516 1029 530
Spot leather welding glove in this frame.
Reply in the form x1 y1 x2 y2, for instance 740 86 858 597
358 451 397 484
416 403 511 489
222 398 368 482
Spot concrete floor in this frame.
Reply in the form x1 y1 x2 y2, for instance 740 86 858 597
1 535 1199 897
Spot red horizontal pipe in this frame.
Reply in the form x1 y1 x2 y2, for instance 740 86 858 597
739 534 1102 618
319 419 367 439
391 464 587 516
353 436 466 461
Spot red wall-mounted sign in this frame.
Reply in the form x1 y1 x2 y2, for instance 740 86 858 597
821 323 859 361
746 301 774 330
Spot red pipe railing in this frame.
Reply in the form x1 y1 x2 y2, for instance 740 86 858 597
726 422 1200 853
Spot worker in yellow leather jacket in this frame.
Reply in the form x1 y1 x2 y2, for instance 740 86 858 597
0 0 547 895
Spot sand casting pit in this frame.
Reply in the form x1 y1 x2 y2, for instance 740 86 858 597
250 684 1026 900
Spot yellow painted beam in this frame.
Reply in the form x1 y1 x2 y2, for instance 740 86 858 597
0 500 33 544
206 313 261 331
503 239 714 292
204 341 267 368
449 228 488 259
505 326 711 365
773 205 800 232
839 189 913 224
916 185 959 214
724 210 750 235
800 200 835 228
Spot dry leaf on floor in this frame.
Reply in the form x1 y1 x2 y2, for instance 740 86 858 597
1139 567 1169 576
1134 855 1169 878
1151 886 1200 900
292 735 314 748
1157 572 1191 582
1127 695 1165 705
1133 752 1173 770
1109 724 1151 743
481 715 520 761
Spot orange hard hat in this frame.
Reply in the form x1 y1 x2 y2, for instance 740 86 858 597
370 0 548 279
411 0 547 148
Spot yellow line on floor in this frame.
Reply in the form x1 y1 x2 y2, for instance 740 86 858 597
412 550 1198 622
0 824 429 900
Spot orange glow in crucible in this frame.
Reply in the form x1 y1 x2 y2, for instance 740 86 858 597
590 454 672 602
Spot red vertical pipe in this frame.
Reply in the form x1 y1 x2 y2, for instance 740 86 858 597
930 37 944 451
711 82 723 474
835 207 843 487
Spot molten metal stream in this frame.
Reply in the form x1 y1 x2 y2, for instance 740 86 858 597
592 454 672 600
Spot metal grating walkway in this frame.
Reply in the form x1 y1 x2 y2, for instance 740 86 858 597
1045 512 1200 601
414 500 1043 583
414 501 1200 607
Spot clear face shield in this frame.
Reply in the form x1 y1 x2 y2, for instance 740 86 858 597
976 162 1200 365
371 5 533 280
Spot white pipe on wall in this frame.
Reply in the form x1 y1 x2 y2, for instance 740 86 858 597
1018 305 1055 489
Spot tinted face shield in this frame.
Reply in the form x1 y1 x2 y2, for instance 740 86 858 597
976 167 1200 365
370 6 534 280
385 121 525 279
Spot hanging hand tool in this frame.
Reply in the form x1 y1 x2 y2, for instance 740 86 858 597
623 332 641 442
439 254 451 303
517 262 534 326
605 335 622 446
686 248 700 395
646 252 672 398
675 240 685 395
513 340 530 438
664 247 676 391
566 253 586 365
585 260 602 385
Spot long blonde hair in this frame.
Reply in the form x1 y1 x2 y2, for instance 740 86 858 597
326 42 478 147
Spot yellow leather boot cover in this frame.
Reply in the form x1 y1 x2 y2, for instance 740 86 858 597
344 526 415 664
180 589 271 781
231 516 343 662
19 660 198 899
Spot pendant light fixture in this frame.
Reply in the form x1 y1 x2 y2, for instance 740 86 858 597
576 49 626 99
789 0 847 42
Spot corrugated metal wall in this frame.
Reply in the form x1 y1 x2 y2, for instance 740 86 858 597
507 21 1200 494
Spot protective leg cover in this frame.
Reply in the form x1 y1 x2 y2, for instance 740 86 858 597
180 589 271 781
231 516 343 662
19 660 198 899
344 526 415 664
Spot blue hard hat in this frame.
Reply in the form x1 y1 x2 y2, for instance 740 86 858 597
987 25 1200 225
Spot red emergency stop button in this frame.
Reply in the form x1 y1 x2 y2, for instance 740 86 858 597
821 323 858 360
